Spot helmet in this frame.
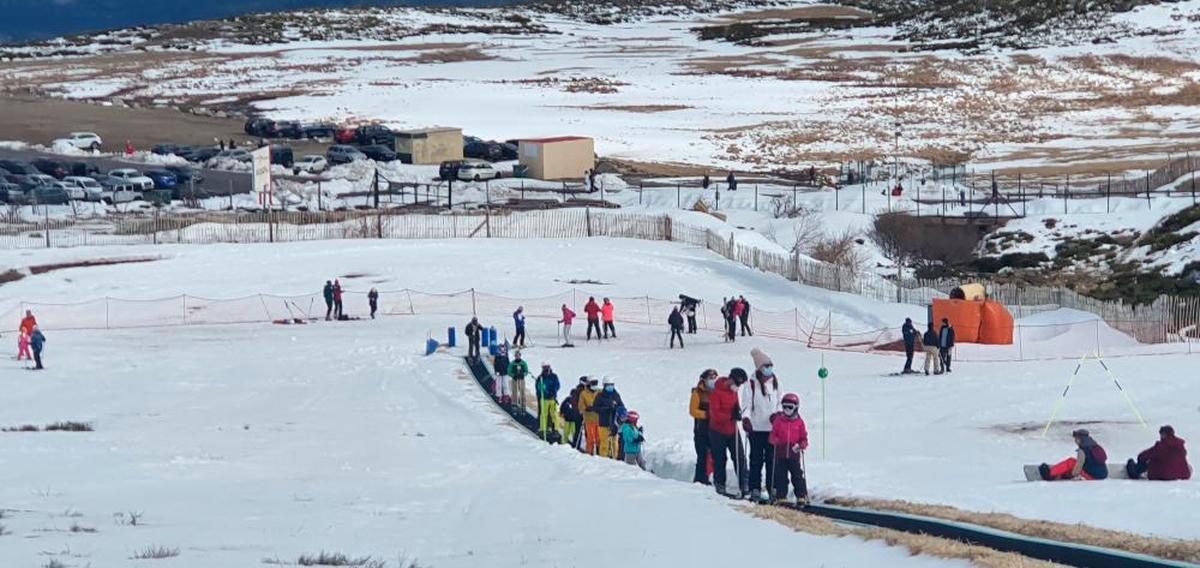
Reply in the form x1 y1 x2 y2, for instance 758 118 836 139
782 393 800 406
579 376 589 384
627 411 639 424
542 362 550 368
602 377 614 386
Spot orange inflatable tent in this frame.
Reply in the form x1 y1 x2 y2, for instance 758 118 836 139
931 298 1014 345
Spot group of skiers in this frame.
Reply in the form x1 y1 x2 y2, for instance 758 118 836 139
14 310 47 370
321 280 380 320
689 348 808 505
720 296 752 342
1039 426 1191 482
900 317 955 375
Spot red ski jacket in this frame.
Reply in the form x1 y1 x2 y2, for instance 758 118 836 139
561 307 576 325
769 413 809 459
601 302 614 322
584 300 601 320
707 377 741 436
1138 435 1191 480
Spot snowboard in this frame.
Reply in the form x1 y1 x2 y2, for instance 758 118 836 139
1022 463 1131 481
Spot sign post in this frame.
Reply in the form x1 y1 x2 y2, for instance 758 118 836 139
252 146 272 209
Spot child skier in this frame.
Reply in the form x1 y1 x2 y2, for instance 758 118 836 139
17 329 32 361
769 393 808 506
621 410 646 470
493 344 512 404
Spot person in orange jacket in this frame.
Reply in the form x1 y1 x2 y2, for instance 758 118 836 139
601 298 616 339
19 309 37 335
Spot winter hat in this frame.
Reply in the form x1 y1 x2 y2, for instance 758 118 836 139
579 376 589 385
1071 428 1089 437
750 348 773 372
1161 425 1175 436
729 367 749 384
782 393 800 407
602 377 615 386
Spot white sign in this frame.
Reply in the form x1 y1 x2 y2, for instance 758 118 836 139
252 146 272 204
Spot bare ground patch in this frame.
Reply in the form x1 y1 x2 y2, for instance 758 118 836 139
825 497 1200 564
715 5 876 23
28 256 161 275
560 104 692 113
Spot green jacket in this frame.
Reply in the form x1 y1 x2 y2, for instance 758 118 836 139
508 359 529 380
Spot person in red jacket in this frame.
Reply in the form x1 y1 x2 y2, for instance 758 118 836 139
584 297 602 341
558 304 576 347
601 298 616 339
332 279 344 319
1127 425 1191 481
769 392 808 505
708 368 749 497
19 310 37 336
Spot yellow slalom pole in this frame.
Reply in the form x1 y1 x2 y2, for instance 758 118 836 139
1093 351 1149 430
1042 353 1088 438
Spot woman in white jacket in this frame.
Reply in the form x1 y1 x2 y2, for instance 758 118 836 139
742 348 782 502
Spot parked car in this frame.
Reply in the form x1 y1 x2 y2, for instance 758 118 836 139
210 149 253 164
97 177 142 204
359 144 398 162
439 159 465 181
31 158 70 179
0 181 22 204
45 180 85 201
302 124 336 140
0 159 39 177
65 161 100 177
188 146 222 164
62 176 104 201
27 185 70 205
273 121 303 139
144 169 179 190
271 145 295 168
464 137 504 162
456 159 498 182
107 168 155 191
294 155 328 173
334 127 358 144
57 132 103 151
164 165 203 185
244 117 275 137
355 125 393 146
24 173 58 187
152 143 196 159
327 145 367 165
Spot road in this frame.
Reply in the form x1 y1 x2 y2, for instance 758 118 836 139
0 147 251 195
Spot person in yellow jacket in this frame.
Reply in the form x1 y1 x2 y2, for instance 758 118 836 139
579 377 601 455
690 368 717 484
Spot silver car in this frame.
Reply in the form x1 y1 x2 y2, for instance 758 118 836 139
62 176 105 201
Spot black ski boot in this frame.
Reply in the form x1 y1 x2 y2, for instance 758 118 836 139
1038 463 1052 481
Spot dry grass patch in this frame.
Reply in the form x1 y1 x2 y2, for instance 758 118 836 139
572 104 691 113
827 497 1200 564
748 505 1065 568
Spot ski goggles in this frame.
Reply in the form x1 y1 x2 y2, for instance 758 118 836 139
781 403 797 411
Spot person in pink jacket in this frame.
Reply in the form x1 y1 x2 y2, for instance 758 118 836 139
558 304 577 347
769 392 809 505
601 298 616 339
17 330 32 361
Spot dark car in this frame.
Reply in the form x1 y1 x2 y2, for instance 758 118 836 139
271 145 295 168
145 169 179 190
0 181 22 203
244 117 275 137
334 127 357 144
0 160 38 176
32 158 70 179
188 146 222 163
27 186 70 205
273 121 303 139
359 144 397 162
66 161 100 177
302 124 336 140
464 139 504 162
152 143 196 159
164 165 203 185
355 125 393 146
439 160 466 181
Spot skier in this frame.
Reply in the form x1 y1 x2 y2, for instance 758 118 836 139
601 298 616 339
580 377 601 455
368 288 379 319
465 317 483 360
593 378 625 459
508 350 530 412
29 326 46 370
513 306 527 348
701 173 710 190
493 344 512 404
584 297 602 340
769 392 809 505
1126 425 1191 481
558 304 576 347
536 363 561 442
720 298 735 342
708 368 748 497
19 309 37 336
666 307 683 348
561 378 586 448
743 348 781 502
690 369 718 484
922 323 942 375
738 295 752 336
901 318 917 374
679 294 699 334
332 279 344 320
1039 429 1109 481
17 329 32 361
726 171 738 191
938 318 955 373
323 281 334 320
621 410 646 470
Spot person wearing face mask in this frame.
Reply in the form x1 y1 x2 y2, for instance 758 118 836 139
708 367 749 497
579 377 602 455
769 392 808 506
689 369 718 484
743 348 782 502
593 378 626 459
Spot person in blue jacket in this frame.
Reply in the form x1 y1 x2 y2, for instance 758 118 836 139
621 411 646 470
535 363 561 442
938 318 956 374
513 306 527 348
30 326 46 370
901 318 917 374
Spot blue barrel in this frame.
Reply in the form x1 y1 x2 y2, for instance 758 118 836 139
447 326 457 348
488 326 497 346
425 338 439 356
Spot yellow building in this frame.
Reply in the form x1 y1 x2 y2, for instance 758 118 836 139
394 127 463 165
518 136 595 180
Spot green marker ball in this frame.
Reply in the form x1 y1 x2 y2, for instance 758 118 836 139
818 367 829 379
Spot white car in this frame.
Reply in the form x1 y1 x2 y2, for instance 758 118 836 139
62 176 104 201
58 132 103 151
456 159 498 182
295 155 328 173
46 180 85 201
24 173 57 187
107 168 155 191
97 178 141 204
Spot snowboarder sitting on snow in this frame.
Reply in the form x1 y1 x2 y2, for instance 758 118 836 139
770 392 808 505
508 350 531 412
536 363 561 442
30 326 46 370
323 281 335 320
593 378 625 459
584 297 602 340
901 318 917 374
1127 425 1191 481
922 323 942 375
938 318 955 373
621 410 646 470
493 344 511 403
1040 429 1109 481
465 317 483 359
668 307 685 348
